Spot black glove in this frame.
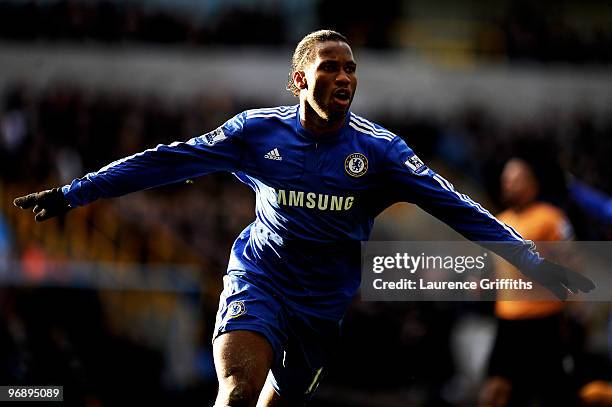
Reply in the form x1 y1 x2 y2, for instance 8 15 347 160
527 259 595 300
13 188 72 222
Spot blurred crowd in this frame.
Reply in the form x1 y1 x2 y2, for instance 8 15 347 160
0 0 611 64
0 0 286 46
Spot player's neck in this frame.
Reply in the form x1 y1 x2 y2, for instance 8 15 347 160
299 101 346 135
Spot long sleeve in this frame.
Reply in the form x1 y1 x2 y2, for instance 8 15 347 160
384 136 543 272
62 112 246 207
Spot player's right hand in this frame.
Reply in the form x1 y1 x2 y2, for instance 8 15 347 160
13 188 71 222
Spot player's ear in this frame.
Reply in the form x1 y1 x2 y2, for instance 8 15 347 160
293 71 307 90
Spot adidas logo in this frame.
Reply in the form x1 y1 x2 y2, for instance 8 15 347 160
264 148 282 161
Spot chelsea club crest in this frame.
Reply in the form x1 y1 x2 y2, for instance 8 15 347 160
227 300 246 318
344 153 368 177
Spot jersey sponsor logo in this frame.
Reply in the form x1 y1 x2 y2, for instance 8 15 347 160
344 153 368 177
227 300 246 318
204 127 227 145
404 155 426 173
275 189 354 211
264 148 283 161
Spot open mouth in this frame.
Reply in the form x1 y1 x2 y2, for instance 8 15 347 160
333 89 351 104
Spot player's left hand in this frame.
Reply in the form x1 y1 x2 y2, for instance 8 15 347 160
13 188 71 222
529 259 595 300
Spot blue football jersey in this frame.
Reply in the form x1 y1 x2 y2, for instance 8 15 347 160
62 105 541 319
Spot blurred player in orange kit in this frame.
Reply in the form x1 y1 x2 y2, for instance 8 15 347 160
479 155 577 407
580 380 612 406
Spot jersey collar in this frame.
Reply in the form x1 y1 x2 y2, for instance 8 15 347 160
294 105 350 143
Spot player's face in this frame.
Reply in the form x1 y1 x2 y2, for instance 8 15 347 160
501 159 539 207
303 41 357 121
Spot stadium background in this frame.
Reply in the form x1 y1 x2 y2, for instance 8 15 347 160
1 0 611 405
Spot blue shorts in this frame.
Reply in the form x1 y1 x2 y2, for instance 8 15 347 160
213 273 341 401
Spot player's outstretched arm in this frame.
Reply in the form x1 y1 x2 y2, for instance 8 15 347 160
14 188 71 222
14 113 246 220
385 137 594 299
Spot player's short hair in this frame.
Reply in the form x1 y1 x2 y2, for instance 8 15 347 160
287 30 349 97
